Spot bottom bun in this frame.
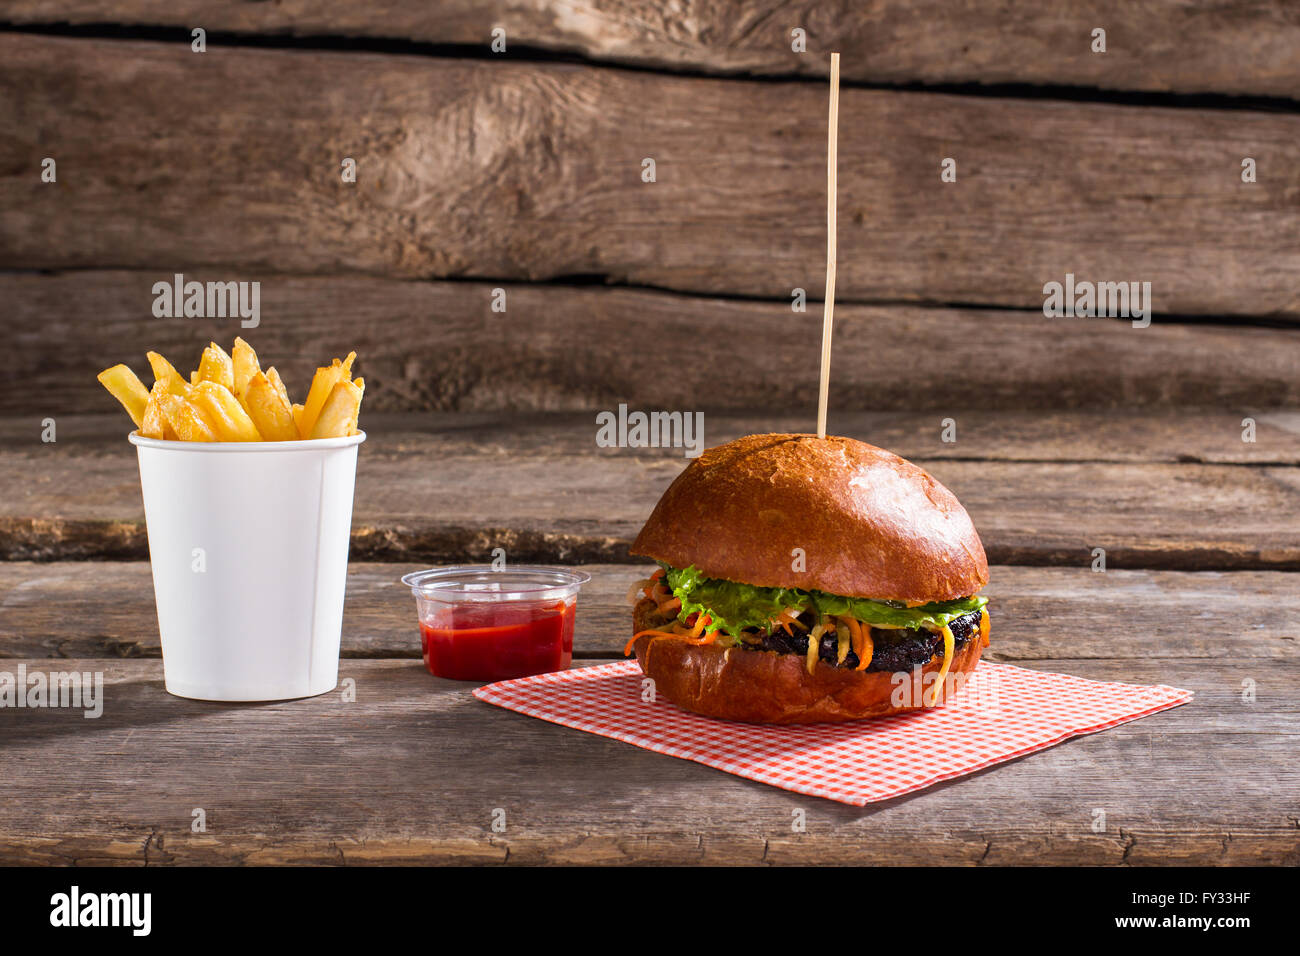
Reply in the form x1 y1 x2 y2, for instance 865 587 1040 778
631 598 984 724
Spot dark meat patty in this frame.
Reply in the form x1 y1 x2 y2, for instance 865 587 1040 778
743 609 982 673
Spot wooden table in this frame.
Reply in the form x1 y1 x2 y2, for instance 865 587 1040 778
2 410 1297 865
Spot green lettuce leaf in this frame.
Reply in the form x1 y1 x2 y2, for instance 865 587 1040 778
663 564 986 636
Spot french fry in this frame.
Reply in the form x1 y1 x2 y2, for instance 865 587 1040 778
231 337 260 398
191 381 263 441
310 379 364 439
96 364 150 428
138 383 168 439
242 371 299 441
190 370 201 386
265 366 291 407
159 393 217 442
298 352 355 438
146 351 190 395
198 342 234 390
291 402 306 436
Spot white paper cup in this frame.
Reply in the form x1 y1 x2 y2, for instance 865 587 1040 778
129 431 366 701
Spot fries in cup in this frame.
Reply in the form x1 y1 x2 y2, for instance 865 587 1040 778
299 352 356 439
97 365 150 428
192 381 262 442
231 337 260 398
98 340 363 442
310 378 365 439
138 382 171 440
198 342 235 390
146 351 189 395
243 370 300 441
266 366 291 407
158 393 217 442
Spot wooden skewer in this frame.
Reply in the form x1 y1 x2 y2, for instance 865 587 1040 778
816 53 841 440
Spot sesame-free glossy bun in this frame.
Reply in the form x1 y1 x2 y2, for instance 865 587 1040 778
630 433 988 603
631 599 983 724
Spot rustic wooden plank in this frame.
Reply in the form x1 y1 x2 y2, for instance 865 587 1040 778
3 414 1299 567
8 410 1299 465
8 273 1300 415
3 37 1299 315
2 561 1297 662
7 1 1300 97
1 658 1295 865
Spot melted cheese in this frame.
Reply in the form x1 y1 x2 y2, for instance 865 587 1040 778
806 623 825 675
927 625 955 707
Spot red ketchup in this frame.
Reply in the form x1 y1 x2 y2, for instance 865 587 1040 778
403 566 589 682
419 599 576 681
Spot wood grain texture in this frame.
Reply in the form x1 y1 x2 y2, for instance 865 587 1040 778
0 658 1294 865
7 1 1300 96
8 272 1300 415
2 561 1297 662
9 411 1300 464
3 412 1299 568
3 36 1300 315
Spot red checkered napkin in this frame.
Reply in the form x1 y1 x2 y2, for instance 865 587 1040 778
473 660 1192 805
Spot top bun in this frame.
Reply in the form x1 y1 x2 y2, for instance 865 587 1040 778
630 433 988 602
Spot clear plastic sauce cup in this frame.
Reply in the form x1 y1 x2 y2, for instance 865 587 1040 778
401 566 591 681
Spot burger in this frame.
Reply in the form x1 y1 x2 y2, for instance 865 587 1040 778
625 433 989 723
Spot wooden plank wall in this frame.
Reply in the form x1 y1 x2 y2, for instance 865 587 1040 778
1 3 1298 417
7 0 1300 95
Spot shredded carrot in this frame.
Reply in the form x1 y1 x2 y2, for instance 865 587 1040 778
843 616 861 660
624 628 680 656
625 614 718 654
656 596 682 615
855 622 874 671
774 608 809 634
641 568 669 601
979 607 990 647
